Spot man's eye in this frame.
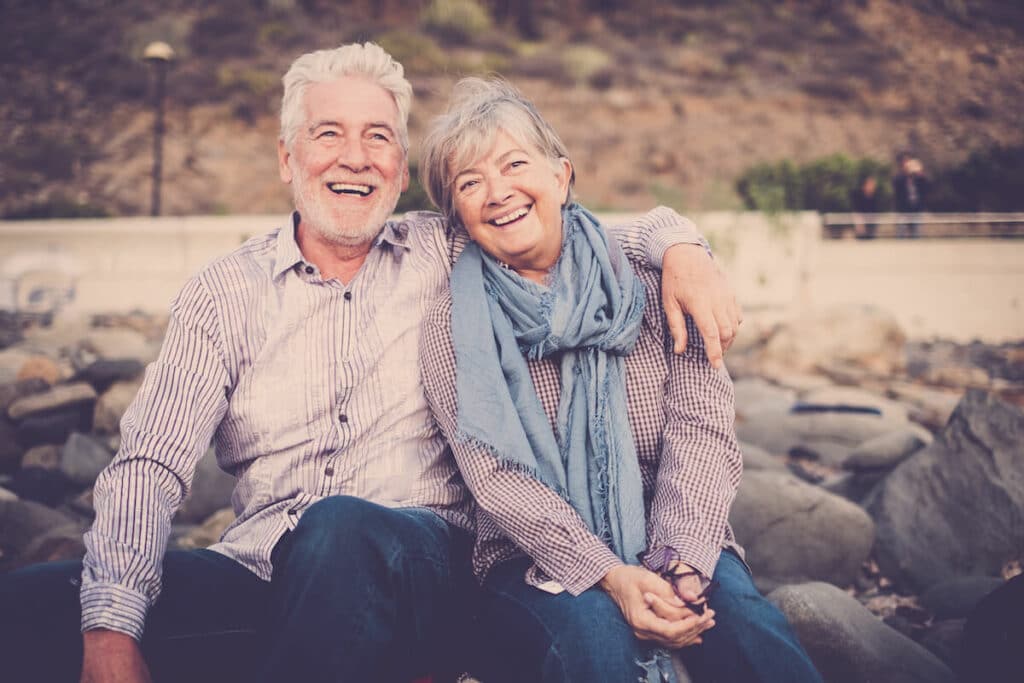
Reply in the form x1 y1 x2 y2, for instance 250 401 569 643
369 132 390 142
316 130 337 139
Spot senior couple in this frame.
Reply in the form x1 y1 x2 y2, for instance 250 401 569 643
0 43 820 683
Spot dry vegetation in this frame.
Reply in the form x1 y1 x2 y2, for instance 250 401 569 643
2 0 1022 217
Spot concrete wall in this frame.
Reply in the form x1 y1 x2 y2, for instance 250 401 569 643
2 212 1022 343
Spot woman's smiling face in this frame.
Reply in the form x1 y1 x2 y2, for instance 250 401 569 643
452 129 572 283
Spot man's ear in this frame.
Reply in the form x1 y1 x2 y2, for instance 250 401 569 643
278 139 293 184
557 157 573 204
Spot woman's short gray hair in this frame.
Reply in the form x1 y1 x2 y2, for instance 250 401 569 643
420 77 575 224
280 42 412 153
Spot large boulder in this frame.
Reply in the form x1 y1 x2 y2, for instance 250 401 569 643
867 391 1024 590
758 305 906 376
842 427 931 471
0 498 80 571
729 471 874 591
59 432 113 486
732 377 795 419
768 582 955 683
92 379 142 434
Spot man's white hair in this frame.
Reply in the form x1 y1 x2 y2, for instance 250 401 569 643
280 42 412 153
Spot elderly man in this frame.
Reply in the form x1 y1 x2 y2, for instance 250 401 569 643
0 43 739 683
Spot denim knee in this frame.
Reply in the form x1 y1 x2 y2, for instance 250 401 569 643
287 495 387 561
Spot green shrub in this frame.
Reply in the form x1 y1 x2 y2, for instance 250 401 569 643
3 196 111 220
375 31 448 74
737 154 891 212
561 45 612 86
928 145 1024 211
396 162 432 213
421 0 493 44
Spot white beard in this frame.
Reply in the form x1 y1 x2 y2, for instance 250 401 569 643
289 159 403 248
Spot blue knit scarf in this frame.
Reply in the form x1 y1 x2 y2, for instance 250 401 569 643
450 203 647 563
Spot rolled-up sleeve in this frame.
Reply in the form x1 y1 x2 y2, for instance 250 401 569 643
81 276 231 640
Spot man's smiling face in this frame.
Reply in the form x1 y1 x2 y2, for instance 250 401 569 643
278 75 410 248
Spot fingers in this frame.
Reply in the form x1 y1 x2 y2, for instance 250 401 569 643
632 607 717 649
663 289 689 355
689 304 724 368
643 591 691 622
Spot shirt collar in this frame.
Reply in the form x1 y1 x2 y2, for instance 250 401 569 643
272 212 411 280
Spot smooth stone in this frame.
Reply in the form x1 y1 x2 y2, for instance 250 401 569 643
885 382 962 432
729 471 874 591
0 418 24 473
14 404 93 447
867 391 1024 590
175 448 237 525
842 427 931 470
6 467 78 507
0 349 32 384
59 431 113 486
733 377 796 418
920 576 1006 620
76 358 145 391
12 522 87 571
0 487 17 501
92 379 142 434
20 444 61 470
15 355 61 385
8 382 96 421
0 498 80 571
821 470 887 503
768 582 955 683
737 409 909 467
0 377 49 413
739 441 787 471
76 328 159 365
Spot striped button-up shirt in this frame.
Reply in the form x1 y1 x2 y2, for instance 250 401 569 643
421 248 744 596
81 208 701 639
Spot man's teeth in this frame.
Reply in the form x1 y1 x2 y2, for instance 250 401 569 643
493 207 529 226
328 183 373 196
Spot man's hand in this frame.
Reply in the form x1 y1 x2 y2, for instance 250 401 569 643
600 565 714 649
660 243 742 367
80 629 152 683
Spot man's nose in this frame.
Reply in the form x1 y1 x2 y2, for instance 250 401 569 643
335 137 370 172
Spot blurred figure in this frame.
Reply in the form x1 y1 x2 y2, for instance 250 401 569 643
892 151 929 238
851 174 879 239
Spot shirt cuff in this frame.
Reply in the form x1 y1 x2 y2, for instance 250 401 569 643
80 582 150 642
555 542 623 596
643 536 720 584
644 209 708 268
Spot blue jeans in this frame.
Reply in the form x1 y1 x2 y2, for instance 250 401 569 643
473 549 822 683
0 495 473 682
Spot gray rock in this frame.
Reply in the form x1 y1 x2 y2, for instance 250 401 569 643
768 582 955 683
0 417 23 472
14 404 93 447
729 471 874 591
886 382 962 432
176 448 236 524
737 409 909 467
821 470 887 503
21 444 61 470
0 349 32 384
13 522 87 570
92 379 142 434
0 377 50 413
867 391 1024 590
0 498 79 571
733 377 795 419
8 382 96 420
59 432 113 486
76 358 145 391
843 427 931 471
920 576 1005 620
739 441 787 471
76 328 159 365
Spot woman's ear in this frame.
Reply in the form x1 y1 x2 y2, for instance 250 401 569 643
557 157 573 205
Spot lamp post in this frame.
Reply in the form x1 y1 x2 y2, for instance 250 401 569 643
143 41 174 217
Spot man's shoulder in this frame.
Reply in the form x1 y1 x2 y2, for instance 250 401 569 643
191 227 282 284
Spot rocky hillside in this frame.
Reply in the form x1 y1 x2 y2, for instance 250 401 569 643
2 0 1023 217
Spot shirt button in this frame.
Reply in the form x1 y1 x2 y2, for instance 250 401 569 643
324 466 334 477
305 265 314 275
343 291 352 301
339 413 348 424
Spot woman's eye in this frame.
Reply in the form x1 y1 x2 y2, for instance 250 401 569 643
458 180 478 193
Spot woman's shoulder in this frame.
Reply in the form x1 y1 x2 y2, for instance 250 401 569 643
423 288 455 335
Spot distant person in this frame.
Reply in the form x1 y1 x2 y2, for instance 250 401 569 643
851 174 879 239
892 152 929 238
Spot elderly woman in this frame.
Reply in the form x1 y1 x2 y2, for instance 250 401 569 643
419 78 821 683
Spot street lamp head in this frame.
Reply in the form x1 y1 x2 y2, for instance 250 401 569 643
143 41 175 63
